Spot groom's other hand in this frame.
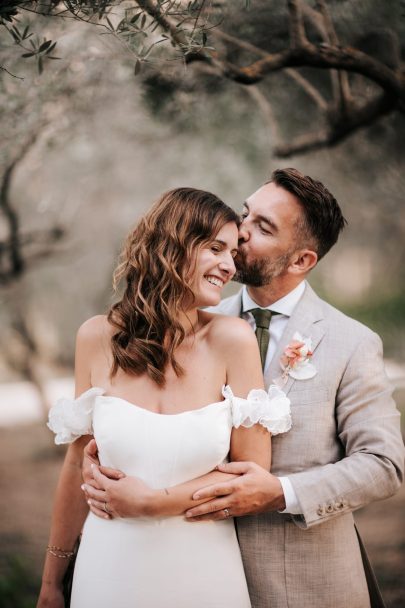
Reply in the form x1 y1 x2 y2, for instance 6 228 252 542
185 461 285 521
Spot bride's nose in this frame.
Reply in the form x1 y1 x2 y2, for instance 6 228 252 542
218 255 236 277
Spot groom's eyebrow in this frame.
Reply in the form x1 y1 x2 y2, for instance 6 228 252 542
243 202 279 233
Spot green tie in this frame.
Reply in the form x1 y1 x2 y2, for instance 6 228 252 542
248 308 275 370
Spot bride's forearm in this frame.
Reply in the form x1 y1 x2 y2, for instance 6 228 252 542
84 465 238 519
40 439 90 588
147 469 238 517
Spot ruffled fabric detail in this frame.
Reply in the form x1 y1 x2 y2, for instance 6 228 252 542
222 385 291 435
47 387 105 445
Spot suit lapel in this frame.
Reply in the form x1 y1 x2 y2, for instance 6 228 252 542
266 283 326 394
213 284 326 395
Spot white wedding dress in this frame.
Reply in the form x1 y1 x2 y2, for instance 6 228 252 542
48 385 291 608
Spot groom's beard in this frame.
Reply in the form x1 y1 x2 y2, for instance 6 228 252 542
234 248 292 287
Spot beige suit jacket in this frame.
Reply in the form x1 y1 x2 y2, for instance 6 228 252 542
210 282 404 608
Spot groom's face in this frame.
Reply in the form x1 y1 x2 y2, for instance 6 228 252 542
235 182 303 286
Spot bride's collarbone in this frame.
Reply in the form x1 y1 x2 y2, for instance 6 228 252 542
101 369 225 415
92 334 226 413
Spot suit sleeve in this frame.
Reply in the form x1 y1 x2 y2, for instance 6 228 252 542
288 330 404 529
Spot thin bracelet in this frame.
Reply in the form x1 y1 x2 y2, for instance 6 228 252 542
47 545 75 559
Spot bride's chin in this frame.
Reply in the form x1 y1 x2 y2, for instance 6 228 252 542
194 292 222 308
206 294 222 306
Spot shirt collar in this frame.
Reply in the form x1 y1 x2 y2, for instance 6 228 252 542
242 280 306 317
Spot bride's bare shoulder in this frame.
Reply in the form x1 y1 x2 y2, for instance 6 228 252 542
202 312 257 349
76 315 114 350
201 313 262 377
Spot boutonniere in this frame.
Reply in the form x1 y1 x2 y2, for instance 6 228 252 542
274 332 317 387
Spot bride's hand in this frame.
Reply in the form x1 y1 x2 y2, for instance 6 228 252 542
82 465 157 519
82 439 125 487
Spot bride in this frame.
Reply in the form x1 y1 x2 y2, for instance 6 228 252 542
38 187 291 608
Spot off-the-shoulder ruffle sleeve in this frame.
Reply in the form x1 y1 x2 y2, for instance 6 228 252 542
47 387 105 445
222 384 292 435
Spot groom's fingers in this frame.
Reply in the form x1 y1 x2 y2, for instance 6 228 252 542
186 498 230 520
191 461 255 500
192 481 235 501
186 498 229 519
216 461 252 475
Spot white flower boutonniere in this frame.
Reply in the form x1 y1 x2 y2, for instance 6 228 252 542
274 332 317 387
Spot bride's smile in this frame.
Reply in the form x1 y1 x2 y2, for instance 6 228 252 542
189 221 238 309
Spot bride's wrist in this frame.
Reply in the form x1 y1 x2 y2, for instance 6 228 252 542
145 488 169 516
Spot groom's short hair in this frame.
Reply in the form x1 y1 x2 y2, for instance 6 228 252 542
268 168 347 261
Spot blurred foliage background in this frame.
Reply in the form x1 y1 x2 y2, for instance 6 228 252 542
0 1 404 606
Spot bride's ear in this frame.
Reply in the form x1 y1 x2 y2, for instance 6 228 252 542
288 249 318 276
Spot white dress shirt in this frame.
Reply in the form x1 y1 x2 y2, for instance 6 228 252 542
241 281 306 515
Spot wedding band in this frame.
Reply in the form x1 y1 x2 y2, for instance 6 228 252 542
104 502 110 514
223 508 230 518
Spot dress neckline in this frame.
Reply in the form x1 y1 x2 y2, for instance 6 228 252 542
96 393 230 417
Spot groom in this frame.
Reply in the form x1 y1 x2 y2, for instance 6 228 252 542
183 168 404 608
84 169 404 608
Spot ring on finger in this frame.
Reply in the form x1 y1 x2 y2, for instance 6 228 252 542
104 502 111 514
223 508 230 518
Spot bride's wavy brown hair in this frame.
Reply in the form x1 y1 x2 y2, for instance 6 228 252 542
108 187 239 386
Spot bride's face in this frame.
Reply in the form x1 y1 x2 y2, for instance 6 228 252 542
188 221 238 308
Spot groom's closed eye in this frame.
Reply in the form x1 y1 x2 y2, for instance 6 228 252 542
241 214 277 237
241 203 278 235
257 216 278 235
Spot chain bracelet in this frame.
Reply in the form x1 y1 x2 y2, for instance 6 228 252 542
47 545 75 559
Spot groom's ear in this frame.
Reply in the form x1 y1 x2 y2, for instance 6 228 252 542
289 249 318 276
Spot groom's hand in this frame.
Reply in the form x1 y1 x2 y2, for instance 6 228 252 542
185 461 286 521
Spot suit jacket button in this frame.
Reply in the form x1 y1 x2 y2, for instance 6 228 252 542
326 503 334 513
317 506 325 516
334 501 343 510
342 498 348 508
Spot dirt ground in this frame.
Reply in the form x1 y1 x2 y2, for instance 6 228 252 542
1 390 404 607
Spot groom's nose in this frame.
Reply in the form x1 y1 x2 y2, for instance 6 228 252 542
238 222 249 243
